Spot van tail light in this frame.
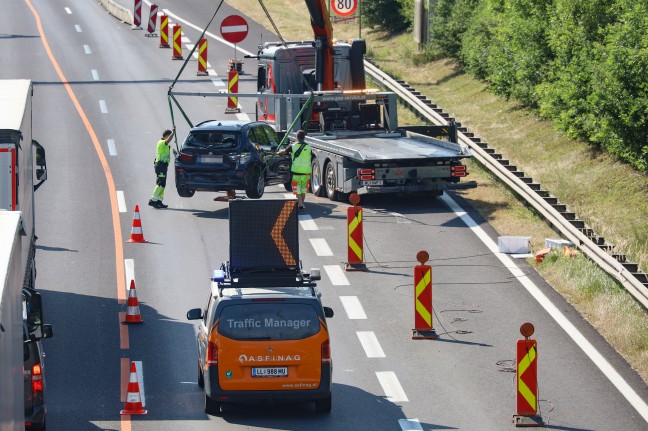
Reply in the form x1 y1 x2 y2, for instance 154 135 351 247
179 152 195 163
207 341 218 365
321 339 331 364
451 165 467 177
31 364 43 392
357 168 375 181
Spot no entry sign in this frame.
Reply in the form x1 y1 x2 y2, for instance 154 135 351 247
220 15 248 44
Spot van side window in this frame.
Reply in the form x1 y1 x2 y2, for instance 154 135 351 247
218 303 320 341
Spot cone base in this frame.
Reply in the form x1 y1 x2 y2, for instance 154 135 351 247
121 408 148 415
412 329 438 340
512 415 544 427
345 263 367 272
127 238 148 243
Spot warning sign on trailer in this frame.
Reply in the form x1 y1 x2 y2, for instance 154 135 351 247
229 199 299 271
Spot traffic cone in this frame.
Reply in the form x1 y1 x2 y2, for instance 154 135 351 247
122 280 143 324
120 361 147 415
127 205 148 243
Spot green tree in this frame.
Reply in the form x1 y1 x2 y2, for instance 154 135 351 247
362 0 410 32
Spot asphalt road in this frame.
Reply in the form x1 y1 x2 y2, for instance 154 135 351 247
3 0 648 430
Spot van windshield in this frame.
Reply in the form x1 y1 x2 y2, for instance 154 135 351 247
218 303 320 341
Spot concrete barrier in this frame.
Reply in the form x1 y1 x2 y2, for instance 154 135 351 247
97 0 133 25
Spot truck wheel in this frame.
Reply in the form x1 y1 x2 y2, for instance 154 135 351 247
311 158 324 197
205 394 222 416
315 394 332 413
325 162 339 201
245 169 265 199
177 187 195 198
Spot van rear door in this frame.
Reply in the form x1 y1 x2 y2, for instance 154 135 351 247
216 301 327 391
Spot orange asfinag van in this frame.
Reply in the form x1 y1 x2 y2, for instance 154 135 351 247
187 267 335 416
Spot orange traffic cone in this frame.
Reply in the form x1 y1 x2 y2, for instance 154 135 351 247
122 280 143 324
120 361 147 415
127 205 148 243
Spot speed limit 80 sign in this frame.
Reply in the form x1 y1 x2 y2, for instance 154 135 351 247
331 0 358 17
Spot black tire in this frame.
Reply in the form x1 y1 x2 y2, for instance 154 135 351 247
245 169 265 199
315 394 332 413
205 394 222 416
324 162 340 201
177 186 195 198
311 158 324 197
284 180 293 192
197 362 204 388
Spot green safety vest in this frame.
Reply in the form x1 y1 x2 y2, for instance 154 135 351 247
155 139 170 163
291 142 312 174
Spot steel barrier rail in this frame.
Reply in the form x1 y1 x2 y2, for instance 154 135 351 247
363 60 648 309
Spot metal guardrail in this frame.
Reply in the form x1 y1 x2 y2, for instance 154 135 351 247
363 60 648 309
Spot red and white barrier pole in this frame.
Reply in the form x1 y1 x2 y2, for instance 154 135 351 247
132 0 142 30
225 67 240 113
145 4 158 37
159 14 170 48
172 25 183 60
513 322 544 427
412 251 436 339
197 38 208 76
345 193 366 271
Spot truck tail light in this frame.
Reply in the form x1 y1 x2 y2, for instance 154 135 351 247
31 364 43 392
451 165 467 177
321 339 331 364
207 341 218 365
357 168 375 181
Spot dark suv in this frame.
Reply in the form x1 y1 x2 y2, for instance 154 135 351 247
174 120 291 199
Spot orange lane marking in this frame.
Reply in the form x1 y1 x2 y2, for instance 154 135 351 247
120 358 131 430
119 312 129 349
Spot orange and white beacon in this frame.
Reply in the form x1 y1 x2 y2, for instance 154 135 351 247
513 322 544 427
412 250 436 339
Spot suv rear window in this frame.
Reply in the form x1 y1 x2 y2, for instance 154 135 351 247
184 131 240 150
218 303 320 341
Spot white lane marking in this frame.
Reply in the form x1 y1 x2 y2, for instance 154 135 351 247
298 214 318 231
116 191 127 213
211 78 225 87
324 265 349 286
441 193 648 423
236 111 250 121
134 361 146 407
390 212 411 224
83 44 91 54
309 238 333 256
75 24 82 32
339 296 366 319
376 371 408 402
124 259 135 296
65 7 72 14
161 8 254 57
357 331 385 358
91 69 99 81
181 36 190 44
399 418 423 431
99 100 108 113
107 139 116 156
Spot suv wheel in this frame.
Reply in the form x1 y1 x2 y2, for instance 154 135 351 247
205 394 222 416
325 162 339 201
311 158 324 197
314 394 332 413
245 169 265 199
177 186 195 198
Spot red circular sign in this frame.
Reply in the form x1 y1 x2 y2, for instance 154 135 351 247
331 0 357 17
220 15 248 44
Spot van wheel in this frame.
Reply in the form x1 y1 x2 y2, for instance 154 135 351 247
197 363 204 388
245 169 265 199
311 158 324 197
324 162 339 201
205 394 222 416
315 394 332 413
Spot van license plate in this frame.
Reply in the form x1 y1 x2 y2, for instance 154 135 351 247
252 367 288 377
199 155 223 164
361 180 383 186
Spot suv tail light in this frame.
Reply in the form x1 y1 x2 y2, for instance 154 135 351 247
179 152 196 163
321 339 331 364
31 364 43 392
207 341 218 365
450 165 467 177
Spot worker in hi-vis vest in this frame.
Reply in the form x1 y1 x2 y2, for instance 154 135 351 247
278 130 311 212
149 126 175 209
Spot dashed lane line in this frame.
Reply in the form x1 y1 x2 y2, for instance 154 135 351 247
83 44 91 54
339 296 367 319
376 371 408 403
75 24 82 32
357 331 386 358
324 265 349 286
399 419 423 431
99 99 108 113
92 69 99 81
64 7 71 14
107 139 116 156
309 238 333 256
298 214 318 231
116 191 126 213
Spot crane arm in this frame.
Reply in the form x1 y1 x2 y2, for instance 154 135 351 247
304 0 335 91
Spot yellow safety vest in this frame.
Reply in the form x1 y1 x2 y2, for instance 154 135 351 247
291 142 312 174
155 139 170 163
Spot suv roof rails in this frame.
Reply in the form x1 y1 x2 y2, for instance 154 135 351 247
212 263 321 297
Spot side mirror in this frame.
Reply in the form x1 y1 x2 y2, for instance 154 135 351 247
23 289 44 338
324 307 334 318
187 308 203 320
41 324 54 339
33 140 47 184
